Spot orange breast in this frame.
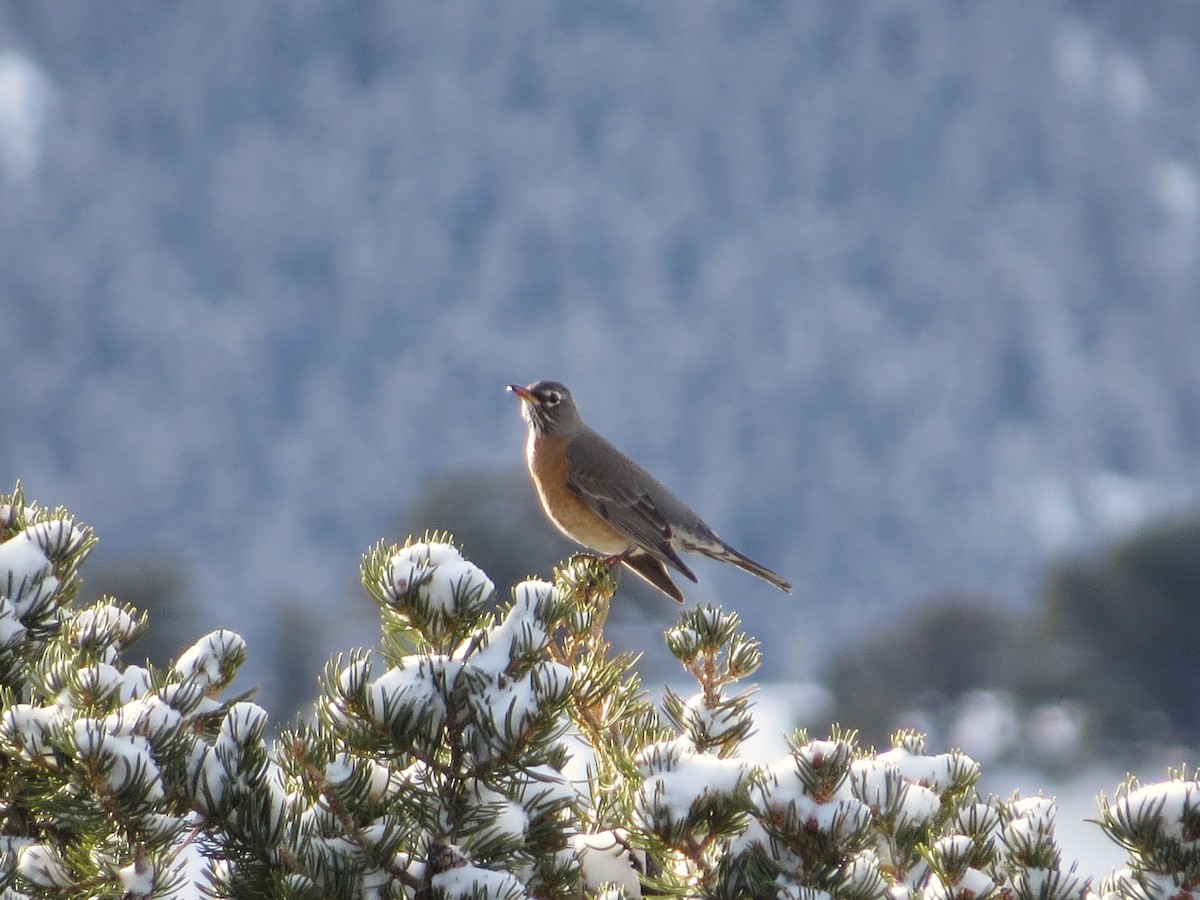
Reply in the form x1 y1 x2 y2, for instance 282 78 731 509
527 432 629 554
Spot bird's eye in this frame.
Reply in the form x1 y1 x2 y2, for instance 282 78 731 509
544 391 561 407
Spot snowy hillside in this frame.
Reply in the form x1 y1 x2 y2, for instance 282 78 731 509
2 2 1199 704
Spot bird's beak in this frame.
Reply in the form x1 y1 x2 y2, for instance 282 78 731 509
507 384 537 403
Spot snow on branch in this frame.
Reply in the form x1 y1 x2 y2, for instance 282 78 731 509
0 486 1196 899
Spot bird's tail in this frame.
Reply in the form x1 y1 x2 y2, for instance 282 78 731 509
709 543 794 593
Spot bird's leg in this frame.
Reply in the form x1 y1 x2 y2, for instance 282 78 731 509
567 550 630 570
601 550 632 569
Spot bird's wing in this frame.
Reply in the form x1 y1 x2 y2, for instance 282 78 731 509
564 434 698 582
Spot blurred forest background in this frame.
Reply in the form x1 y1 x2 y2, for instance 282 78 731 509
2 1 1199 768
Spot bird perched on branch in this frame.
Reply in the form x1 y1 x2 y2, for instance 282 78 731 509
507 380 793 602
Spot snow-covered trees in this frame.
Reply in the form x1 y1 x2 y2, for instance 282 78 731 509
0 485 1197 899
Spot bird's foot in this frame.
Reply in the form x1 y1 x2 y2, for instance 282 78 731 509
601 552 630 569
566 551 628 570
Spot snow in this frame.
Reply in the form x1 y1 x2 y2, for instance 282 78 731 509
756 761 872 835
676 690 746 742
365 760 401 802
1113 779 1199 843
22 519 88 558
465 579 556 675
0 597 26 645
394 852 427 888
794 739 846 769
192 716 292 832
668 627 699 648
843 849 888 897
297 799 339 836
70 662 124 703
930 834 975 859
72 719 165 799
471 780 530 843
118 666 154 702
158 681 223 716
16 842 73 888
1103 869 1192 900
0 835 33 866
220 702 269 747
389 541 495 612
637 738 757 826
926 867 994 900
205 859 233 895
73 602 139 645
173 629 246 687
759 750 866 829
117 857 155 895
279 873 317 895
979 765 1138 876
109 696 182 739
514 763 579 812
187 700 270 816
325 753 355 787
512 578 557 613
956 801 1001 842
260 766 291 836
1008 796 1056 832
357 864 392 892
395 759 435 791
140 812 188 843
776 882 831 900
575 830 643 894
897 784 943 827
0 526 58 615
430 863 526 900
470 661 572 759
396 541 464 571
869 747 979 791
531 660 572 698
852 752 953 824
360 818 401 849
338 658 370 692
189 740 231 811
326 659 372 727
1 703 62 759
1019 868 1055 898
366 657 450 733
558 728 598 805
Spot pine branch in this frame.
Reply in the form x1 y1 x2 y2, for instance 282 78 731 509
3 485 1197 899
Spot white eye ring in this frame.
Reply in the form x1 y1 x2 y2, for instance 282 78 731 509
545 391 561 407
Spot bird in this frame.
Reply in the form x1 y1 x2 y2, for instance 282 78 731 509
507 380 793 602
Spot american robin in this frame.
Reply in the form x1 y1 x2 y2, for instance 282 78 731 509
507 380 793 602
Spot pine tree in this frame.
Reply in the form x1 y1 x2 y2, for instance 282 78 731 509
0 484 250 897
1093 769 1200 900
0 483 1196 899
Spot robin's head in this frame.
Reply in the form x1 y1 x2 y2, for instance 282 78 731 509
506 380 582 436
